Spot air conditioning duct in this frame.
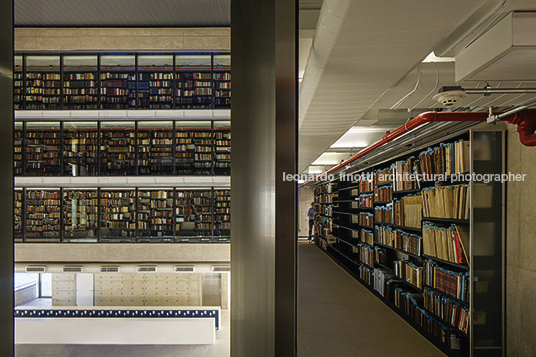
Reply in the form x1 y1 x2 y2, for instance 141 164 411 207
456 12 536 82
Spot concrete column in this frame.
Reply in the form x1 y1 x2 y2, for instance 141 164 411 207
230 0 297 355
0 0 14 354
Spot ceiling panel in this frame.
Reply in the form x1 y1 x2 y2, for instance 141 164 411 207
15 0 230 27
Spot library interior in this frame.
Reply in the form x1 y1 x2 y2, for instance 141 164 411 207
2 0 536 356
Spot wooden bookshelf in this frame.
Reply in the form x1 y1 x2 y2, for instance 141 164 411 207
25 55 61 110
63 55 99 109
214 189 230 240
312 125 506 357
25 189 61 242
99 188 136 242
137 188 175 241
99 55 136 110
25 123 61 176
14 55 23 110
100 122 136 175
213 54 231 109
214 125 231 175
14 189 23 242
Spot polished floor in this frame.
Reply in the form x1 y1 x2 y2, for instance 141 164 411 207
297 240 444 357
16 240 444 357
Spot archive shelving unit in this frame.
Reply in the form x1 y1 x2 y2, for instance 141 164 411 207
312 123 505 357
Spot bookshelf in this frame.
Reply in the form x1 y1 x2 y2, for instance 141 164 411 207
14 189 23 242
15 186 230 243
14 55 23 110
63 189 99 242
14 122 23 176
63 122 99 176
175 189 213 242
25 189 62 242
14 119 229 177
213 189 230 241
213 55 231 109
25 55 61 110
100 121 136 175
100 55 136 110
137 55 174 110
175 55 212 109
137 121 175 175
14 52 231 110
312 125 505 357
63 55 99 110
25 122 61 176
214 122 231 175
137 188 175 241
99 188 137 242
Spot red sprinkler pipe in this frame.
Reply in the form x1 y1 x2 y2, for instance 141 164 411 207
299 109 536 187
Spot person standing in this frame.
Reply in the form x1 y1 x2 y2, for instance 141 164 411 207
308 202 315 243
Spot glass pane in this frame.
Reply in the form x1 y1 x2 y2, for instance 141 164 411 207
137 188 175 241
63 55 98 110
63 122 99 176
175 55 212 109
25 56 61 110
100 188 136 242
137 121 174 175
100 122 136 175
213 54 230 70
25 189 61 242
14 122 23 176
137 55 174 110
175 55 211 70
14 56 23 109
175 189 212 242
214 189 230 240
214 122 231 176
213 55 230 108
25 122 61 176
100 55 136 109
14 189 23 242
63 189 99 242
175 121 212 175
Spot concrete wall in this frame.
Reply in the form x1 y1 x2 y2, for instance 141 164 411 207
506 124 536 356
15 243 230 264
15 28 230 52
15 284 37 306
298 186 314 238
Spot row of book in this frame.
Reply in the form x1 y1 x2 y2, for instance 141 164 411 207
391 157 420 191
423 260 469 302
394 289 461 350
374 225 422 256
421 184 469 220
374 184 392 202
394 259 423 289
393 194 422 228
418 140 469 177
373 203 393 224
359 244 375 267
422 222 469 265
423 287 469 334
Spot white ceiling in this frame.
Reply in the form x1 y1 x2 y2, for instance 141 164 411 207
298 0 536 173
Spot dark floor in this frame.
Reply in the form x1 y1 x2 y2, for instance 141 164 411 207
297 240 444 357
16 241 445 357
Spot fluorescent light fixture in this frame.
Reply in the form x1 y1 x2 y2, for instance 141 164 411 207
422 52 454 63
308 168 323 174
298 180 305 184
330 141 368 148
